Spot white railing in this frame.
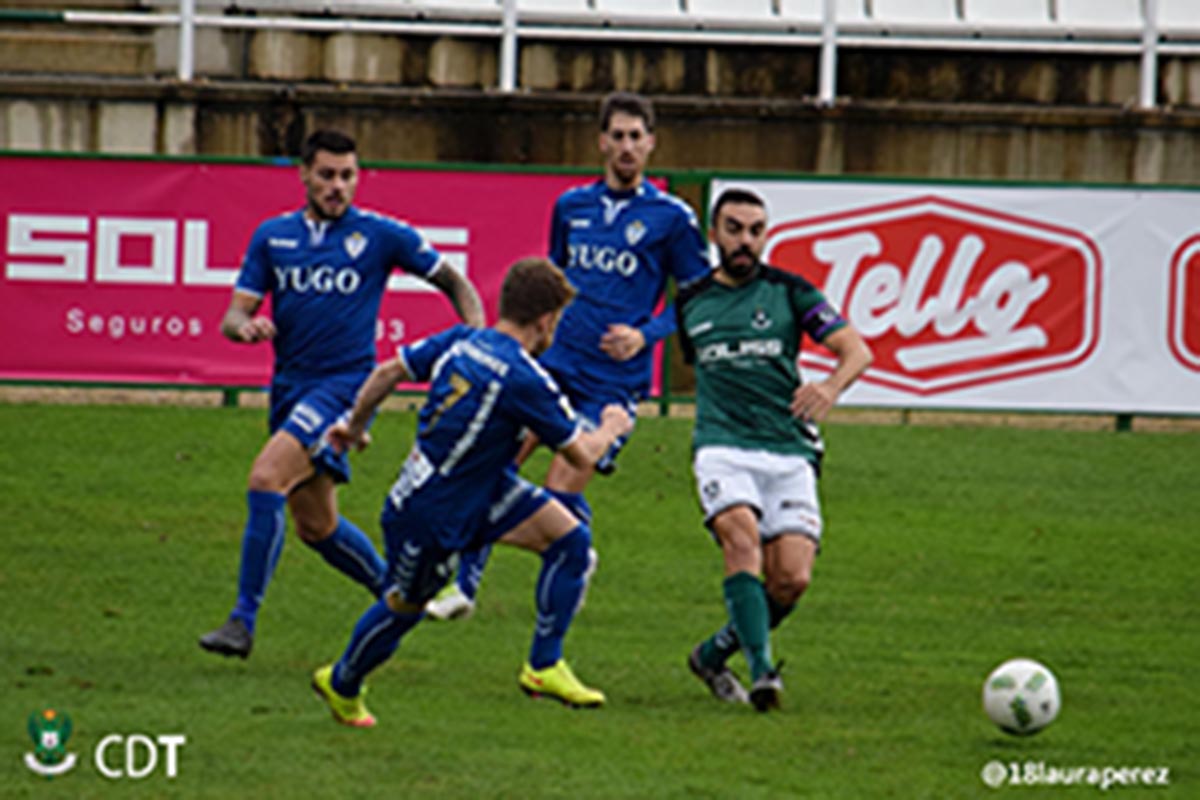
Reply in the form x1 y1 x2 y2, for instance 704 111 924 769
38 0 1200 107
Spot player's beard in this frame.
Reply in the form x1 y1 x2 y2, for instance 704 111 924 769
720 246 760 281
308 191 347 221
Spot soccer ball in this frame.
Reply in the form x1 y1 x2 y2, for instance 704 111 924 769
982 658 1060 736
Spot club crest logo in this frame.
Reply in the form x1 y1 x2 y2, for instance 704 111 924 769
24 709 78 778
344 232 368 260
751 307 772 330
625 220 647 247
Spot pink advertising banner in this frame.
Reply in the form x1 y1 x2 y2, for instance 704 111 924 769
1 155 666 391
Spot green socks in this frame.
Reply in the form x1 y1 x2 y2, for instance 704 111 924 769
721 571 773 681
696 575 796 676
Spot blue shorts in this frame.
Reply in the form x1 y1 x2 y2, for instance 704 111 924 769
379 468 551 605
268 371 370 484
542 364 639 475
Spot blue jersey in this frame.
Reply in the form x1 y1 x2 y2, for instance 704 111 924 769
235 206 441 379
387 326 582 550
541 180 711 395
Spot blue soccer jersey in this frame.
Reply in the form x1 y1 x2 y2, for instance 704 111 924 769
235 206 441 379
387 326 582 550
540 180 711 396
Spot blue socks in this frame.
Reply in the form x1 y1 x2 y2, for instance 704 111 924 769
231 490 287 634
306 516 387 597
455 544 492 601
331 599 422 697
231 491 385 634
529 525 592 670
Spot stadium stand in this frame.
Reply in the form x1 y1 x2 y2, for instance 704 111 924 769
1 0 1198 103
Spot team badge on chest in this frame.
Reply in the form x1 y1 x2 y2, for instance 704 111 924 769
625 220 647 247
344 232 368 260
751 307 773 330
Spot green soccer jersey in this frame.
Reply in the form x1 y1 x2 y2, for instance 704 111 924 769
677 264 847 466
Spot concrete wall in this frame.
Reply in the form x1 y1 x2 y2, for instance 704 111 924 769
4 78 1199 188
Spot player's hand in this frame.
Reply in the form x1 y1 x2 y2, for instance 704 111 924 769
599 404 634 437
327 421 371 453
790 381 838 423
599 324 646 361
237 316 276 343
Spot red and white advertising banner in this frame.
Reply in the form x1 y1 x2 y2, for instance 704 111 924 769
712 178 1200 414
1 155 666 392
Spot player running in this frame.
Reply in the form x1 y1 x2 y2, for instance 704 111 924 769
426 91 711 620
198 129 484 659
311 258 632 726
678 188 871 711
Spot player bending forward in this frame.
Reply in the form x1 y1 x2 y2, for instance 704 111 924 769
311 258 632 727
678 189 872 712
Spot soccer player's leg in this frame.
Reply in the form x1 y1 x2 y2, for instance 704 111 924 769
199 428 313 658
689 447 777 708
313 512 454 727
488 477 604 708
290 378 387 597
425 544 489 621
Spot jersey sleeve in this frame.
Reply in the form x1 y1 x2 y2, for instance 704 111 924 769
234 223 273 298
397 325 471 382
511 364 581 451
665 201 712 289
547 195 568 268
674 274 710 365
382 216 442 278
792 282 847 344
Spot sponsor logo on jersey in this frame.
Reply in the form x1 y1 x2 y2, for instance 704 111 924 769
751 307 772 330
273 264 362 295
688 320 715 337
765 196 1101 395
698 338 784 363
566 243 641 277
268 237 299 249
569 218 591 229
1167 234 1200 373
625 220 647 247
344 232 368 260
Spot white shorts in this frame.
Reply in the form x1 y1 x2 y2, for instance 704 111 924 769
693 445 823 544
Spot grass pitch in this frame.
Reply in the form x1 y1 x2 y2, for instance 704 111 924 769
1 403 1196 798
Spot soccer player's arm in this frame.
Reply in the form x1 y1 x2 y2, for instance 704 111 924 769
330 326 466 453
791 294 873 422
222 228 275 344
612 203 712 357
557 405 633 469
388 218 485 328
520 371 632 469
427 264 485 328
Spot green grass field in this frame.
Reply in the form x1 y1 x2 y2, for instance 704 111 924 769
1 403 1196 798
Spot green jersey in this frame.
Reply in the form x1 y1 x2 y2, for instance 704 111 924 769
677 264 847 466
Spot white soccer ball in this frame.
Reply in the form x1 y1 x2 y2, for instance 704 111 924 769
982 658 1060 736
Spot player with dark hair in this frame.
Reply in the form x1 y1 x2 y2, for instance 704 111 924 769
198 128 485 659
678 188 872 711
311 258 633 726
427 91 711 620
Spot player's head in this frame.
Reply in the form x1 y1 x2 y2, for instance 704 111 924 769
300 129 359 221
710 188 768 282
499 258 577 355
598 92 656 191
